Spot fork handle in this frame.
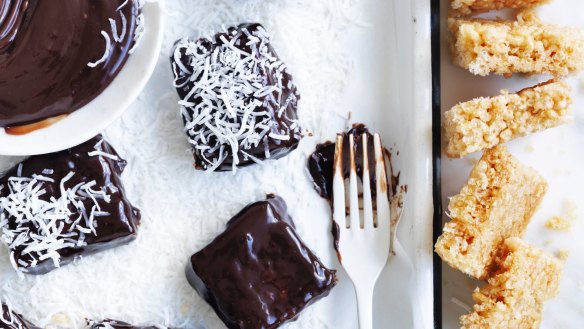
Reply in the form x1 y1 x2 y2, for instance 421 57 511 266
356 287 374 329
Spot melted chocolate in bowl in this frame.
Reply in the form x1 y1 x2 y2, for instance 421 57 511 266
0 0 140 132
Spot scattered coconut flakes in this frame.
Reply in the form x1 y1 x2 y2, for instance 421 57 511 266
545 216 572 232
171 24 301 173
0 157 115 272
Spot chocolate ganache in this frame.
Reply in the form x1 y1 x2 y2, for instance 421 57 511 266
0 0 143 132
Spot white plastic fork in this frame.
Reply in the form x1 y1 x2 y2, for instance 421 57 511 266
333 133 390 329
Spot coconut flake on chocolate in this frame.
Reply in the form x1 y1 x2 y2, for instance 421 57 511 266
0 135 140 274
0 167 116 272
88 0 145 67
171 23 302 172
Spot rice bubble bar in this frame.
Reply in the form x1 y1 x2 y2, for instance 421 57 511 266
435 146 547 279
460 237 562 329
0 135 141 275
171 23 302 172
444 79 573 158
448 17 584 77
450 0 551 17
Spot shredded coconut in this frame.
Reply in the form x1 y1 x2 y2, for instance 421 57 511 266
171 24 301 172
0 0 363 327
0 170 111 272
88 0 145 67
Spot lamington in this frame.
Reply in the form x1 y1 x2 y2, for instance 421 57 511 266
89 319 166 329
444 79 572 158
450 0 551 17
460 237 562 329
171 23 302 172
449 17 584 76
0 135 141 274
1 303 39 329
435 146 547 279
186 195 336 329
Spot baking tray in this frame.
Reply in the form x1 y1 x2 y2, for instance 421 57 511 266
440 0 584 327
0 0 438 328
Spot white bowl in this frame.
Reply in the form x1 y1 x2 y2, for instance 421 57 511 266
0 1 165 156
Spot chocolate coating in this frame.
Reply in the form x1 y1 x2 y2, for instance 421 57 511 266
0 0 140 129
186 195 336 329
90 319 164 329
308 124 376 200
1 304 40 329
0 135 141 274
171 23 301 171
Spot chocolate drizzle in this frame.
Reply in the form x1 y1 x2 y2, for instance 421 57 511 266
0 0 140 130
308 124 376 200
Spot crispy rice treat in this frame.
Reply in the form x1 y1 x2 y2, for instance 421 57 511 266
444 79 572 158
460 237 562 329
449 17 584 76
435 146 547 279
450 0 550 17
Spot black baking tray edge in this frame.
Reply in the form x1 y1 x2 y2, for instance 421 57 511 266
431 0 442 328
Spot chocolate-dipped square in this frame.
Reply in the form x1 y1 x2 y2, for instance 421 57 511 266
171 23 302 172
1 303 39 329
186 195 336 329
0 135 140 275
89 319 164 329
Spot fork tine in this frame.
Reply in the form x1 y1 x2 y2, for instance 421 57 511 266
374 134 390 230
333 134 347 228
361 134 374 229
348 134 360 229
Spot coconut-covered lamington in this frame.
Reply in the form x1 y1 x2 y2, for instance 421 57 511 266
450 0 550 17
170 23 302 172
445 79 572 158
0 135 140 275
435 146 547 279
460 238 562 329
449 17 584 76
1 303 39 329
89 319 166 329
